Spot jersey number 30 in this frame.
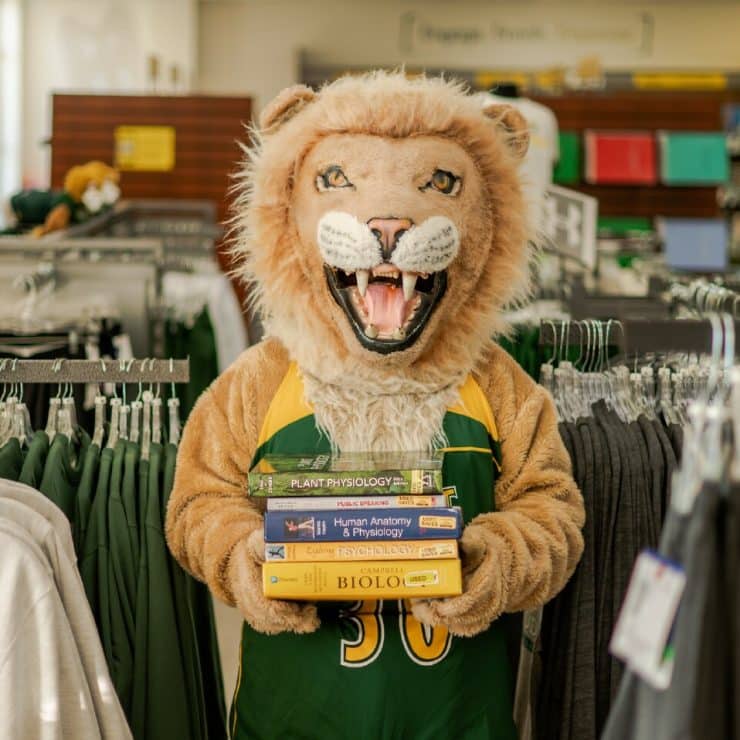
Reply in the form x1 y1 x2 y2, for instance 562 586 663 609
340 600 452 668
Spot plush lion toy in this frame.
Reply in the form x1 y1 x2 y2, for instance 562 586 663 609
3 160 120 237
166 72 584 740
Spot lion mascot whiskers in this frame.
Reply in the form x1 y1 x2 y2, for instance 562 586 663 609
166 72 584 740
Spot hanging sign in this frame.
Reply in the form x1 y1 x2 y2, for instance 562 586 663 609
114 125 176 172
542 185 598 271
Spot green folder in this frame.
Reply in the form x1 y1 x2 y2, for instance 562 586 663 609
659 132 729 185
553 131 581 184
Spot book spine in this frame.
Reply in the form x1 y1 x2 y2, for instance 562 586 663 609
264 507 462 542
248 468 444 496
266 494 447 511
264 539 459 562
263 559 462 600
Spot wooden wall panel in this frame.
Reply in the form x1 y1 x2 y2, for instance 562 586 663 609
50 93 252 311
530 90 740 219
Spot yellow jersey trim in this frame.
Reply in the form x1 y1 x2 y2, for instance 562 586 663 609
447 375 499 442
257 363 314 447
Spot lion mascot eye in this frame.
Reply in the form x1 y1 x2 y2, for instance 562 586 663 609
422 169 462 196
316 165 354 192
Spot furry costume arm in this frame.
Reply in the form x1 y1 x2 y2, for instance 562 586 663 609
413 345 584 637
165 338 320 635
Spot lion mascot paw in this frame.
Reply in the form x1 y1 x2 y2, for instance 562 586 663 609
411 522 509 637
229 529 320 635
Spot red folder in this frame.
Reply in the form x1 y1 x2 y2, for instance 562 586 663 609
585 131 657 185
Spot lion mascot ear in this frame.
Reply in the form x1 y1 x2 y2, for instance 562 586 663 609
482 103 530 159
259 84 317 132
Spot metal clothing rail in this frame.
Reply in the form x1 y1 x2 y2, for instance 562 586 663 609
539 318 740 356
566 276 671 321
0 236 165 260
0 358 190 384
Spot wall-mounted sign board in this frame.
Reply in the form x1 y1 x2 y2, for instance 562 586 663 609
114 125 176 171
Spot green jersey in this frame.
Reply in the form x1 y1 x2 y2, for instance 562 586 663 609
141 442 192 739
107 439 135 714
19 431 50 490
39 430 91 522
231 363 517 740
79 446 115 673
74 443 101 554
0 438 23 481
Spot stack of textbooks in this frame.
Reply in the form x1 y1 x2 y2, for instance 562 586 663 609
249 452 463 600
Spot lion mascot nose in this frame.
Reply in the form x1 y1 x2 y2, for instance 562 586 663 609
367 217 413 261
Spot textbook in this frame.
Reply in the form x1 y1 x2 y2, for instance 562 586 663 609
658 131 729 185
266 494 447 511
264 507 462 542
263 559 463 600
584 130 657 185
248 451 443 496
264 539 459 562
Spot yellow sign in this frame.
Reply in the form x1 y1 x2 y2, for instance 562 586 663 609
632 73 727 91
114 125 176 172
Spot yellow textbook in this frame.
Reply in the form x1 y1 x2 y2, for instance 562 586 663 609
265 539 458 562
263 559 462 600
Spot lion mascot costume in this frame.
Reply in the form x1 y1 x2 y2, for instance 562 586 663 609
166 72 584 740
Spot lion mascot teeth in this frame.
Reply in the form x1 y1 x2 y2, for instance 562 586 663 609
166 72 584 740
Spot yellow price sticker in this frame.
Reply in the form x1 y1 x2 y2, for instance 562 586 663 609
405 570 440 587
419 515 458 529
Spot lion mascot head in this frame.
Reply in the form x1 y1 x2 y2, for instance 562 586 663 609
234 72 531 451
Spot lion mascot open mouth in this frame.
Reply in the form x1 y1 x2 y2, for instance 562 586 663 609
166 72 584 740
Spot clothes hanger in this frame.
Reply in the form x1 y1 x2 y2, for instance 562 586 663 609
704 313 735 484
538 320 558 397
167 359 182 446
0 360 11 444
0 365 19 447
730 364 740 480
117 359 134 442
13 374 33 448
681 314 725 503
107 377 122 450
0 361 17 446
129 360 146 445
91 360 108 448
56 382 74 440
141 390 153 461
61 378 79 442
152 366 163 446
4 360 30 447
552 319 575 422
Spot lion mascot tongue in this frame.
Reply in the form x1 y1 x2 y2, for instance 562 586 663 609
166 72 584 740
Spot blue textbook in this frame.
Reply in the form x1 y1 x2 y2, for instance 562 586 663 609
264 507 462 542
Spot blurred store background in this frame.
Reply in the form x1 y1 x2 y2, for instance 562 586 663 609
1 1 740 728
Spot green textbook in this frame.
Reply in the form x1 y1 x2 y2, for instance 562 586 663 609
248 451 444 496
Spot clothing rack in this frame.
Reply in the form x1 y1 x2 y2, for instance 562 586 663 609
539 317 740 356
668 279 740 317
0 236 167 356
0 358 190 384
565 276 671 320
